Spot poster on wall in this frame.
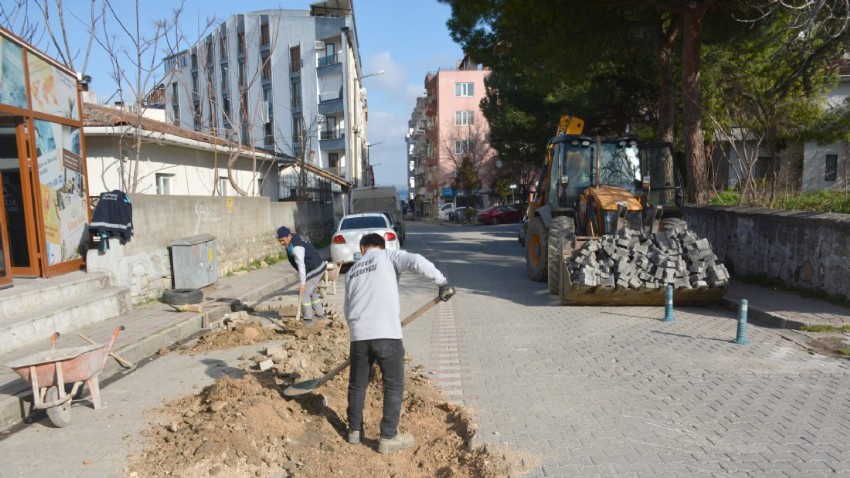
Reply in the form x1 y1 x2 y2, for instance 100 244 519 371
0 35 27 108
27 55 79 121
34 120 87 265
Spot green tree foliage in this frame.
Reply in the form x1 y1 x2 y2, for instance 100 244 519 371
454 155 481 196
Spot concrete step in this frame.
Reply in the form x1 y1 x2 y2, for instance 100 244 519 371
0 271 112 320
0 286 131 355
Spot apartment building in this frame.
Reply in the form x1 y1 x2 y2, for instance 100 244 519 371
406 57 494 217
161 0 369 200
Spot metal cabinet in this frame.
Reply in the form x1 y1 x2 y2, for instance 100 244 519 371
171 234 217 289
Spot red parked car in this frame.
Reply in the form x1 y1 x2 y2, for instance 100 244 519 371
477 205 524 225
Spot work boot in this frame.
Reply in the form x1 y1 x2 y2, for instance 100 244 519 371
303 319 316 329
347 430 361 444
378 433 415 454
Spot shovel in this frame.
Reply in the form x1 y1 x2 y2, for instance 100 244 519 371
283 296 441 397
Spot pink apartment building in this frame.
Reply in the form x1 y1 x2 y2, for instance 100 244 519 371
406 57 496 217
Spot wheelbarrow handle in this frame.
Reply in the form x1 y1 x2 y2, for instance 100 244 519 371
101 326 125 370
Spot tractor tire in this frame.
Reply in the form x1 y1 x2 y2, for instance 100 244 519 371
548 216 575 295
163 288 204 306
526 217 548 282
46 386 72 428
661 218 688 232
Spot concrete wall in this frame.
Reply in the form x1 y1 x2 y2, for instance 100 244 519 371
86 194 332 302
685 205 850 299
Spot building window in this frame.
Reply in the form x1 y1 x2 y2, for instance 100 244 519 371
218 176 229 196
319 43 338 67
260 17 270 46
290 46 301 73
455 82 474 97
455 110 474 126
826 154 838 182
328 152 339 168
755 157 772 179
293 116 303 143
156 174 173 195
291 79 302 109
220 32 228 59
171 85 180 125
454 140 472 155
237 31 245 56
262 52 271 81
322 116 337 139
238 59 246 87
264 122 274 147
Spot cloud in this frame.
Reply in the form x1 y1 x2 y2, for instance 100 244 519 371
363 51 423 109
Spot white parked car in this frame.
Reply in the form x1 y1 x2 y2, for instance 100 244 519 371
437 203 456 220
330 213 401 265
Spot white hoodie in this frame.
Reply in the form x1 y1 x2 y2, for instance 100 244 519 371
344 248 446 342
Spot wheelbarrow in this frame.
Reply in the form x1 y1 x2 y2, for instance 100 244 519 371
5 326 124 427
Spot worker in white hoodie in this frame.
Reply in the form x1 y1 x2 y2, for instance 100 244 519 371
344 232 454 454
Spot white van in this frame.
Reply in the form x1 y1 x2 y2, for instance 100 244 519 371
437 203 456 220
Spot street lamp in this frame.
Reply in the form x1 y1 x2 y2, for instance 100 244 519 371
360 70 385 80
365 142 383 186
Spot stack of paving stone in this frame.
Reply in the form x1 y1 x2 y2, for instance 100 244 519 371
566 223 730 290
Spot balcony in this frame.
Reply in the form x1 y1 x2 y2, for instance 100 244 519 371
318 52 340 68
318 92 343 115
320 130 344 150
326 166 346 178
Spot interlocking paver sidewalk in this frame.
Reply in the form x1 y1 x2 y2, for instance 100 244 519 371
724 281 850 329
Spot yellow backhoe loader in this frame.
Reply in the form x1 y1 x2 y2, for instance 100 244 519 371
523 116 727 306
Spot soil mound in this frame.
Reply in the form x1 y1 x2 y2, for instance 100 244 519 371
131 317 535 477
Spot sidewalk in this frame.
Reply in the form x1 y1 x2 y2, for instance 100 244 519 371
722 281 850 329
0 258 304 430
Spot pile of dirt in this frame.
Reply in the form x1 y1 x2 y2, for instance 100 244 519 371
130 318 535 478
189 320 285 353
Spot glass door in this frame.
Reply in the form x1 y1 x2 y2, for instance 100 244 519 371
0 120 40 277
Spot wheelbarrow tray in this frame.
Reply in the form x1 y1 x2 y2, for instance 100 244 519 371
6 343 107 387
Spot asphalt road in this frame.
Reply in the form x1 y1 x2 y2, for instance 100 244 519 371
2 220 850 477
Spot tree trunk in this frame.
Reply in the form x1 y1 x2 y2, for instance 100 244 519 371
655 14 678 144
682 4 712 204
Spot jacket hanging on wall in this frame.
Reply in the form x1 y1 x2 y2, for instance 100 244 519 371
89 190 134 242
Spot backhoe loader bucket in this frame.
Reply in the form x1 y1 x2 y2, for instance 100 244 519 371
557 239 728 307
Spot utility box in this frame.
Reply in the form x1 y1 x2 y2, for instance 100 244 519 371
171 234 218 289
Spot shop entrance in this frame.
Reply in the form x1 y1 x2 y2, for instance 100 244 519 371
0 116 40 279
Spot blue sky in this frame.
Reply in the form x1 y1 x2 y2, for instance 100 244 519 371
19 0 463 190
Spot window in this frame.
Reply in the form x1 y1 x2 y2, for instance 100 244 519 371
172 104 180 126
755 156 772 179
218 177 229 196
171 82 179 103
455 82 474 97
290 46 301 73
826 154 838 182
220 33 228 59
237 32 245 55
293 116 303 142
328 152 339 168
454 140 473 155
156 174 173 195
264 122 274 147
260 19 270 46
261 52 271 81
238 60 246 87
291 79 302 109
455 110 474 126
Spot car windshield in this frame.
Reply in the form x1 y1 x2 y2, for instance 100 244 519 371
340 216 387 230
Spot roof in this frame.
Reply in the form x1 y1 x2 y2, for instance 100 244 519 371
83 103 275 160
279 160 354 190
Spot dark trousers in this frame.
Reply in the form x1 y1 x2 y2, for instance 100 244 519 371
346 338 405 440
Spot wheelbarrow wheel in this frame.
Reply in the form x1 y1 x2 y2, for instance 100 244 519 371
45 386 72 427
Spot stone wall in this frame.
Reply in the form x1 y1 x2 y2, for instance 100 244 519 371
86 195 333 303
685 205 850 300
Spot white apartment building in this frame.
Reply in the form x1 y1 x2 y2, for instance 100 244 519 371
160 0 369 201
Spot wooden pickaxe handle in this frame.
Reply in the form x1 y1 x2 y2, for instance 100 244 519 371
77 332 135 368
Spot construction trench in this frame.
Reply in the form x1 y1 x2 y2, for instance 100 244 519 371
128 296 535 478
